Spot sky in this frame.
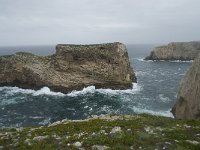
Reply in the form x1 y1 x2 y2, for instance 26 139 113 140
0 0 200 46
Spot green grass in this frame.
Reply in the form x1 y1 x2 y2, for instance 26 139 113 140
0 114 200 149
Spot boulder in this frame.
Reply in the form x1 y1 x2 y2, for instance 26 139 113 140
172 54 200 119
145 41 200 60
0 42 136 93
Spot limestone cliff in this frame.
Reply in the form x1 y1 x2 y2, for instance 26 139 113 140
0 42 136 93
172 54 200 119
145 41 200 60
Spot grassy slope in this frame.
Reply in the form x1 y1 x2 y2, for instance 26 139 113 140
0 114 200 150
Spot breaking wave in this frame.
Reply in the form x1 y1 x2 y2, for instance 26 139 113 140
134 58 146 62
0 83 141 97
169 60 193 63
0 86 65 97
67 83 141 97
133 106 173 118
135 57 193 63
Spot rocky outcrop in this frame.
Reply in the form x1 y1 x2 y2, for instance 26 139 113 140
172 54 200 119
145 41 200 60
0 42 136 93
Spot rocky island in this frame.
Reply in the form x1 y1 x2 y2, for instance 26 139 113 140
172 54 200 119
0 42 136 93
145 41 200 60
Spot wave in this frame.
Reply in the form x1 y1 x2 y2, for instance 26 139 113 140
134 58 146 62
67 83 141 97
135 71 147 76
0 83 141 97
133 106 173 118
169 60 193 63
134 57 193 63
67 86 96 97
158 94 171 103
33 87 65 96
134 57 154 62
0 86 65 97
38 117 51 125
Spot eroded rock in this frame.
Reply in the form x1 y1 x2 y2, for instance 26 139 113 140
110 126 122 134
92 145 109 150
73 141 82 148
33 135 48 141
0 42 136 93
145 41 200 60
172 54 200 119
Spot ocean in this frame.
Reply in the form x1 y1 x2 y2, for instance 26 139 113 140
0 45 192 127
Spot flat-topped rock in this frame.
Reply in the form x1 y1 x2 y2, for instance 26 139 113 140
172 54 200 119
0 42 136 93
145 41 200 60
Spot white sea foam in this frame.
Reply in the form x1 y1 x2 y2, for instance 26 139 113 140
33 87 65 96
29 116 44 119
0 83 141 97
134 57 154 62
135 58 145 62
0 86 65 97
150 60 193 63
135 57 193 63
67 83 141 97
136 71 147 76
97 83 141 95
67 86 96 97
0 98 19 106
169 60 193 63
0 86 34 95
158 94 171 103
135 58 155 62
39 117 51 125
133 106 173 118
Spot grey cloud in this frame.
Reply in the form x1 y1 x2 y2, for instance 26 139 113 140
0 0 200 45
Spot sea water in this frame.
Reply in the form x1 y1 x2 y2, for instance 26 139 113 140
0 45 192 127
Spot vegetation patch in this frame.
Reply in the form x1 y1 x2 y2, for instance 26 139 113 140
0 114 200 149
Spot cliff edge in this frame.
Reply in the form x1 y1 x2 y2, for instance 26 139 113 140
0 42 136 93
1 114 200 149
172 54 200 119
145 41 200 60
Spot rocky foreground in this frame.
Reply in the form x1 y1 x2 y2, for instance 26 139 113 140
0 114 200 149
145 41 200 60
0 42 136 93
172 54 200 119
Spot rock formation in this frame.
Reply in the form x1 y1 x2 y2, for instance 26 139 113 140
145 41 200 60
172 54 200 119
0 42 136 93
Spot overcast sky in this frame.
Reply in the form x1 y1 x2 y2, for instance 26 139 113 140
0 0 200 46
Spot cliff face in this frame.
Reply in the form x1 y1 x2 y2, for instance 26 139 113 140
0 42 136 93
145 42 200 60
172 54 200 119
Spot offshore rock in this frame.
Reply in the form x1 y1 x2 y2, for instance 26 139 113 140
172 54 200 119
145 41 200 60
0 42 136 93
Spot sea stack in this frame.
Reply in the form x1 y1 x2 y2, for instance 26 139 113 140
172 54 200 119
0 42 136 93
145 41 200 61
